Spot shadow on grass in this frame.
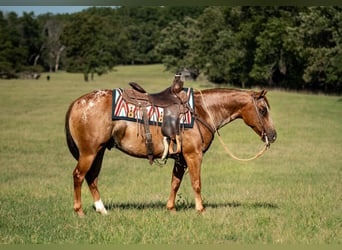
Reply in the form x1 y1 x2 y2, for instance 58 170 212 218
104 200 278 211
105 200 166 210
206 201 279 209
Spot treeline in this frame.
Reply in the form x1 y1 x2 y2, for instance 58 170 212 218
0 7 205 80
1 6 341 93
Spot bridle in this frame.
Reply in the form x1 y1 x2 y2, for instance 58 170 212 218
252 94 270 147
199 90 270 162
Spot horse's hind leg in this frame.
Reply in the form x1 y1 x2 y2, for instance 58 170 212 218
73 154 97 217
166 154 186 211
85 147 108 215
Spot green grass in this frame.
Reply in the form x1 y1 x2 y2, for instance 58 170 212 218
0 64 341 244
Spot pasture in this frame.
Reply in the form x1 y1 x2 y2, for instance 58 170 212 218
0 64 341 244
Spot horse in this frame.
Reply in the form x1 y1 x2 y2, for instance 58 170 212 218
65 87 277 217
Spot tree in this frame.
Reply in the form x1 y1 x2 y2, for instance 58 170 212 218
209 28 248 86
38 14 65 72
204 7 264 86
157 17 199 77
61 10 129 81
126 22 160 64
165 6 342 93
250 15 300 88
0 11 29 78
191 7 226 81
19 12 44 67
297 7 342 92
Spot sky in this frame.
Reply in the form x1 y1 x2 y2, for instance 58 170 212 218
0 6 92 16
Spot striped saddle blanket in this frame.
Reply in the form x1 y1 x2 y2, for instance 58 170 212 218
112 87 194 128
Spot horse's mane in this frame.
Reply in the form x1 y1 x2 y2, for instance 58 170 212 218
195 88 271 109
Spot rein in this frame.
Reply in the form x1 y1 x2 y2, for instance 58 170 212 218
199 90 269 162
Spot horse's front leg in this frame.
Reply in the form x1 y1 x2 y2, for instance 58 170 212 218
184 152 204 212
166 154 186 212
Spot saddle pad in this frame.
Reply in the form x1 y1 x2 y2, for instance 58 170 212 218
112 87 194 128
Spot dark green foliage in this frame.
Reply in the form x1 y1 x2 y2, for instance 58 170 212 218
0 6 341 92
0 12 27 78
158 6 342 93
60 10 129 81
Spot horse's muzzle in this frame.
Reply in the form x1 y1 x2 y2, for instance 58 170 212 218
262 131 277 146
263 130 277 145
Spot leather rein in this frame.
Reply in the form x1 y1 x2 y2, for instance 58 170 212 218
198 90 270 162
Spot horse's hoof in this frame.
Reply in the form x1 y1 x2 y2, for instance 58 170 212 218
75 209 85 218
167 206 176 214
95 199 108 215
169 209 177 214
196 208 205 214
96 208 108 216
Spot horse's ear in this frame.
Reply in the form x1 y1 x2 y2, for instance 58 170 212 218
258 89 268 99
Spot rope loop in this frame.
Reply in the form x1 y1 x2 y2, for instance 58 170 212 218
217 135 268 162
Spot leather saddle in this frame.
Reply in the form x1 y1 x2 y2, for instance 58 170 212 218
121 77 189 164
123 82 186 108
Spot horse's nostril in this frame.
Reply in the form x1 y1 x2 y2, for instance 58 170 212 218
266 131 277 143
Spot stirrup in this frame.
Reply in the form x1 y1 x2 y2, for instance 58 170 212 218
161 137 169 161
169 135 181 155
161 136 181 161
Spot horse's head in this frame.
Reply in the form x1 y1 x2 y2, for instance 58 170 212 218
241 90 277 145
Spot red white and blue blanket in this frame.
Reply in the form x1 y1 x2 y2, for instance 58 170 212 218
112 88 194 128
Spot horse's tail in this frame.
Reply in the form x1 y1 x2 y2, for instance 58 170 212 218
65 103 79 161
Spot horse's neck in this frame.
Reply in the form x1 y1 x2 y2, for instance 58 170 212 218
199 89 250 130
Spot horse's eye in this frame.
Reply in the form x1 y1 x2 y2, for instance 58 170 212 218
259 107 267 116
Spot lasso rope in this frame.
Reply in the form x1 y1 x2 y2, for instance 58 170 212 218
199 90 269 162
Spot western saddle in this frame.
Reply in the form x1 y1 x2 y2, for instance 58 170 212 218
121 75 189 164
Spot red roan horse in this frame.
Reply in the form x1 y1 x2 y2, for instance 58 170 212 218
65 87 277 216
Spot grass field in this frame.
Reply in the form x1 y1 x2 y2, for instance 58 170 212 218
0 64 341 244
